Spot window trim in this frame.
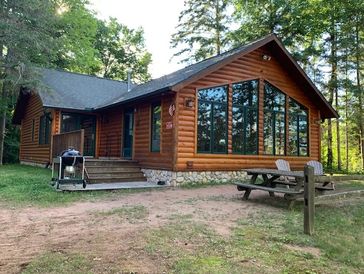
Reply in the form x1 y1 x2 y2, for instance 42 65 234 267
38 113 51 145
31 119 35 142
231 79 259 155
288 98 309 157
263 81 287 155
196 85 228 154
150 102 161 153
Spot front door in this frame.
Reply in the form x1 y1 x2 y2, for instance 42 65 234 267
122 109 134 159
80 116 96 157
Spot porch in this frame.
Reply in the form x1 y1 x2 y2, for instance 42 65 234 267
51 130 147 184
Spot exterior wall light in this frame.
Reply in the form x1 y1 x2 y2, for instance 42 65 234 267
185 97 194 108
262 54 271 61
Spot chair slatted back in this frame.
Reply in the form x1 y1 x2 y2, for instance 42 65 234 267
306 160 324 175
275 159 291 172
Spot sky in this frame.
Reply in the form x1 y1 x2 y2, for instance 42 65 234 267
89 0 186 78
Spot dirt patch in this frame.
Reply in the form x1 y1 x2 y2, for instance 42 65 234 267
0 185 275 273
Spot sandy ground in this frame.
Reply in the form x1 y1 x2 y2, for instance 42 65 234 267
0 185 279 273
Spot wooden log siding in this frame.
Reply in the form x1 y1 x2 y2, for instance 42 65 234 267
19 93 51 164
96 94 175 169
175 45 321 172
133 94 175 170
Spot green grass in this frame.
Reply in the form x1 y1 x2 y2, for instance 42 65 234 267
144 200 364 274
22 252 92 274
0 164 152 207
95 205 149 223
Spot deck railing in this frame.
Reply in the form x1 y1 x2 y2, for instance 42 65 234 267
51 129 84 160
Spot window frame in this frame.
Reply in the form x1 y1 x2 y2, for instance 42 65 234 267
38 113 51 145
197 85 228 154
263 81 287 156
31 119 35 142
150 102 162 153
61 113 81 133
231 79 259 155
288 98 309 157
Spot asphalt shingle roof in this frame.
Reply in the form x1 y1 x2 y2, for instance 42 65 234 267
37 68 133 110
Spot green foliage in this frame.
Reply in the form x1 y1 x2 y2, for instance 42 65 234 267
54 0 100 74
0 0 59 164
3 111 19 163
93 18 152 83
171 0 233 64
53 2 152 82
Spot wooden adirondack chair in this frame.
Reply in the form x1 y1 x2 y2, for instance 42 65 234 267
275 159 295 184
306 160 335 189
306 160 324 175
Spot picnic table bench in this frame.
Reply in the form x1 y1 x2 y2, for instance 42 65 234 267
234 168 335 207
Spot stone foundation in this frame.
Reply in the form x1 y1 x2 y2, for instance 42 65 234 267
141 169 249 186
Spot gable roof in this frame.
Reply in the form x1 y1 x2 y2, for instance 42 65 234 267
97 34 273 109
13 33 338 125
98 34 338 119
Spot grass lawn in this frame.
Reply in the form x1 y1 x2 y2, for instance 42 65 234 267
0 164 150 207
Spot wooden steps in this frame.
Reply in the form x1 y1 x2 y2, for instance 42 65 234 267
85 159 146 183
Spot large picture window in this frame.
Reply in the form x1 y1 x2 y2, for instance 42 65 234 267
232 80 259 154
197 85 228 153
289 99 308 156
151 103 161 152
263 82 286 155
39 114 51 145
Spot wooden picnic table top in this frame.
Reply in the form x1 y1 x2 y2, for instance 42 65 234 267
243 168 304 178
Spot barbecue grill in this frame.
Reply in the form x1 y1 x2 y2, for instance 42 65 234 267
51 148 86 189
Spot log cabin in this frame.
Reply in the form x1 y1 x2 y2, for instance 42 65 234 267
13 34 338 185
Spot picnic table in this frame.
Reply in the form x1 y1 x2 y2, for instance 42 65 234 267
235 168 305 201
234 168 335 203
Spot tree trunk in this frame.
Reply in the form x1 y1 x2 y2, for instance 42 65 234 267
355 23 364 170
327 31 337 170
345 52 349 172
215 0 221 55
336 86 341 170
0 86 7 166
0 41 4 165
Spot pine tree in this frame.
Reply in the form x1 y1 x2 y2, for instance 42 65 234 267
0 0 58 165
171 0 232 64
